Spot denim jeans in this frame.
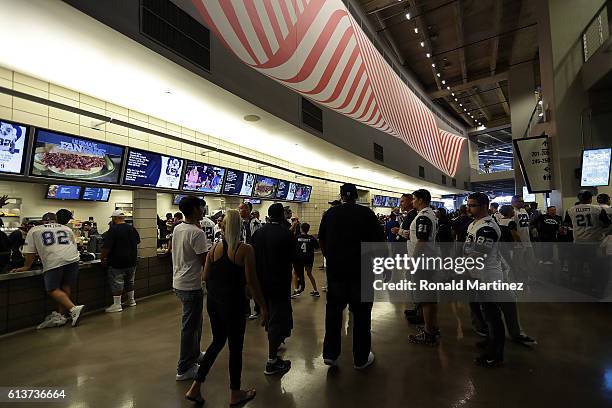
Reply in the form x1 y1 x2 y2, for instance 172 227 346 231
174 288 204 374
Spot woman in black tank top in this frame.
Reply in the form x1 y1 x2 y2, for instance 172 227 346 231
185 210 267 406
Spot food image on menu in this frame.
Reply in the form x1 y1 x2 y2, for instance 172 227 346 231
253 176 278 198
0 120 28 175
31 130 124 183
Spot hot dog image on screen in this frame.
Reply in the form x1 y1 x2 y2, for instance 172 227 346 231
0 120 27 174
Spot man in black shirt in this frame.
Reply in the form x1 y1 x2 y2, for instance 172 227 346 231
390 193 416 242
319 183 385 370
452 205 473 243
102 210 141 313
534 206 562 263
251 203 295 375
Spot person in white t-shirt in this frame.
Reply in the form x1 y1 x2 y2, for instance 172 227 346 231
511 195 536 283
173 196 209 381
11 210 84 329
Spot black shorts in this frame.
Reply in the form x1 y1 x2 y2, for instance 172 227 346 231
295 258 314 268
266 298 293 341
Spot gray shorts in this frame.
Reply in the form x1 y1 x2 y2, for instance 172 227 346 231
108 266 136 293
44 262 79 292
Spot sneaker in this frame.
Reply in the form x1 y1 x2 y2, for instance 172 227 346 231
264 358 291 375
70 305 85 327
176 364 199 381
474 328 488 337
354 351 375 370
514 334 538 346
291 290 302 299
474 355 503 368
416 325 441 337
408 330 438 345
323 358 338 367
105 304 123 313
36 312 67 329
124 299 137 307
248 312 260 320
322 286 327 292
310 291 320 297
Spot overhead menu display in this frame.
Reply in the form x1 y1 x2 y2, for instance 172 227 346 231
581 148 611 187
372 195 385 207
222 169 255 196
294 184 312 202
0 120 28 175
182 161 225 193
31 129 124 183
82 187 111 202
124 149 184 189
276 180 297 201
46 185 81 200
253 175 278 199
385 197 400 208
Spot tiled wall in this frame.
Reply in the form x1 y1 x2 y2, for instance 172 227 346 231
0 67 408 234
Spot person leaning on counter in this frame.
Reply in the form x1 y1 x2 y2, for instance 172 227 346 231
10 209 85 329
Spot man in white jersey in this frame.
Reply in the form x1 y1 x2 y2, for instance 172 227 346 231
463 192 505 367
597 194 612 237
11 210 84 328
407 189 441 346
511 195 535 283
200 215 216 253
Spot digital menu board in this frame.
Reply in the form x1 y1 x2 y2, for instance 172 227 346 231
46 185 81 200
173 194 205 205
124 149 184 189
294 184 312 202
253 175 278 199
581 148 611 187
31 129 124 183
82 187 111 202
222 169 255 196
276 180 297 201
385 197 400 208
372 195 385 207
0 120 29 175
182 161 225 193
244 198 261 204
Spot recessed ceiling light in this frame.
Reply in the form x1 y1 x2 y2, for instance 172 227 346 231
431 63 436 67
446 86 451 90
426 53 431 58
414 27 418 33
420 41 425 47
459 103 462 106
441 80 446 84
243 114 261 122
451 92 455 96
454 98 458 101
352 166 360 169
436 73 440 77
405 12 411 20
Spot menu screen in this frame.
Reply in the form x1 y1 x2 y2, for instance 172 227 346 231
31 129 124 183
124 149 184 189
385 197 400 208
46 185 81 200
294 184 312 202
253 175 278 199
222 169 255 196
182 161 225 193
0 120 28 175
82 187 111 202
244 198 261 204
173 194 205 205
581 148 612 187
276 180 297 201
372 195 385 207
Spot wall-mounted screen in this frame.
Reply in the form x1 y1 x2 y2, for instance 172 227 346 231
123 149 184 189
244 198 261 204
372 195 385 207
182 161 225 193
82 187 111 202
581 148 611 187
276 180 297 201
31 129 124 183
385 197 400 208
522 186 536 202
222 169 255 196
253 175 278 199
173 194 205 205
0 119 29 175
46 185 81 200
294 184 312 202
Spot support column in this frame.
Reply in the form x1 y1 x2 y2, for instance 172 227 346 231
133 190 158 258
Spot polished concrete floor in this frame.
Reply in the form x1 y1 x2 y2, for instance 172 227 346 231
2 263 612 408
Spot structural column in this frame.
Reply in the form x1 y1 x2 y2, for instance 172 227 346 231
133 190 158 258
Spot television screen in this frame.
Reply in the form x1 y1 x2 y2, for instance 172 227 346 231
294 184 312 202
372 195 385 207
31 129 124 183
385 197 400 208
581 148 612 187
173 194 205 205
0 119 29 175
522 186 536 202
46 185 81 200
222 169 255 196
276 180 297 201
182 161 225 193
82 187 111 202
124 149 184 189
253 175 278 198
244 198 261 204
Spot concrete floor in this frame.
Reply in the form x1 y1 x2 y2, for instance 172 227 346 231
2 263 612 408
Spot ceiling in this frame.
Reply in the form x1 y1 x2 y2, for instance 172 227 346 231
470 125 513 171
354 0 539 129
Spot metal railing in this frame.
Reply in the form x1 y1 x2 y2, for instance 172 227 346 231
582 1 611 62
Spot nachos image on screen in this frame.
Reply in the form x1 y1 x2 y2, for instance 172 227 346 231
182 160 225 193
31 129 124 183
253 175 278 198
0 120 29 175
124 149 184 189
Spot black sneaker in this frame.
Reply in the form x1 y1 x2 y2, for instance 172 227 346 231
310 291 320 297
474 355 503 368
513 334 538 347
474 328 488 337
416 325 441 337
291 290 302 299
264 358 291 375
408 330 437 345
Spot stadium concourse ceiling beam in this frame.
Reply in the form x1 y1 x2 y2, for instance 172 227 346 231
428 71 509 99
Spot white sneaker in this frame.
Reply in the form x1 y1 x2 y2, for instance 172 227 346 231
105 304 123 313
248 312 260 320
354 352 375 370
124 299 137 307
175 364 199 381
323 358 338 367
70 305 85 327
36 313 67 329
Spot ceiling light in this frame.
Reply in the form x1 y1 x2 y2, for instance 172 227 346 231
420 41 425 47
446 86 451 90
454 98 458 101
426 53 431 58
405 12 411 20
459 103 462 106
538 112 544 117
414 27 418 34
441 80 446 84
538 100 543 105
243 114 261 122
451 92 455 96
431 63 435 67
464 108 467 112
436 72 440 77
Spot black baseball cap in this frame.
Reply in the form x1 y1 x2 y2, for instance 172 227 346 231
340 183 358 199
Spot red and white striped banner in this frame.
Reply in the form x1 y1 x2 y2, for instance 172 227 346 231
193 0 466 176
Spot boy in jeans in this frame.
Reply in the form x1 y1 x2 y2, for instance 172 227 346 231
291 223 320 298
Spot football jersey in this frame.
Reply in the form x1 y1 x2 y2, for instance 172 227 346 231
408 207 438 257
564 204 611 242
200 217 216 251
22 223 80 272
463 216 502 281
512 208 532 247
496 217 517 243
493 211 504 224
295 234 319 263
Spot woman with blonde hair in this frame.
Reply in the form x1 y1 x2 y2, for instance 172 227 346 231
185 209 268 406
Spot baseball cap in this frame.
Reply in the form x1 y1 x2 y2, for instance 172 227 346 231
42 212 56 222
111 210 126 217
340 183 358 199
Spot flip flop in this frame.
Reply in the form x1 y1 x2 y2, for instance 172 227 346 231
230 389 256 406
185 394 205 405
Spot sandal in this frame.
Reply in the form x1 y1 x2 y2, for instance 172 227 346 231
185 394 205 405
230 389 256 406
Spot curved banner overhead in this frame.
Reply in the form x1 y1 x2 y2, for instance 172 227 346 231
193 0 466 176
